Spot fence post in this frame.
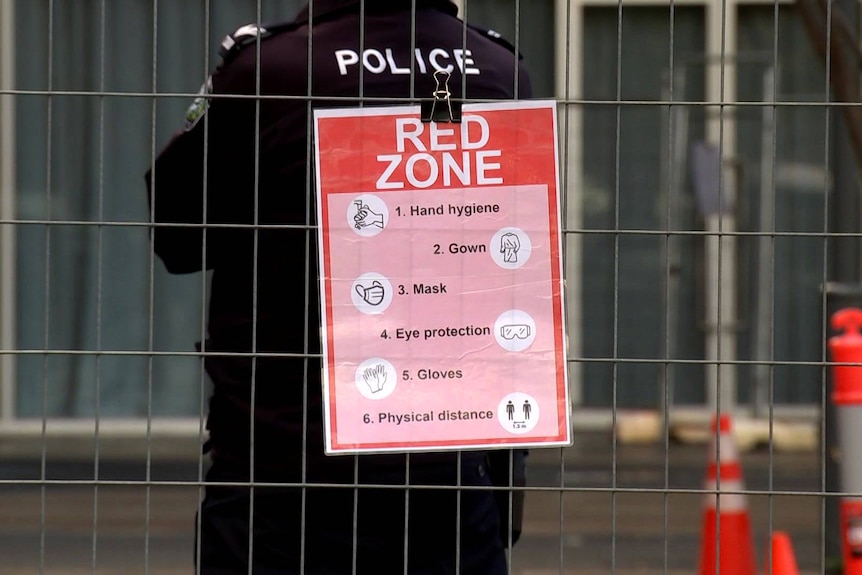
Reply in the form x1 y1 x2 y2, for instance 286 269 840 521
828 307 862 574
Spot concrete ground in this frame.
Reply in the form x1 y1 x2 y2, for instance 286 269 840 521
0 431 829 574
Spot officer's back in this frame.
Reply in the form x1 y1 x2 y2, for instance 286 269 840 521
147 3 530 571
162 0 533 449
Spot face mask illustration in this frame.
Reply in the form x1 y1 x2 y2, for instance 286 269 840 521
355 280 386 306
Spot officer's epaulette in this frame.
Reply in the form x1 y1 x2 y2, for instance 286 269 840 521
467 24 524 60
218 20 298 63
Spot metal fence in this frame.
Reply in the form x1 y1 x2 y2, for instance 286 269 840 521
0 0 853 573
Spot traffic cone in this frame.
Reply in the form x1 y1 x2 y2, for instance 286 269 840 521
765 531 799 575
697 414 757 575
829 308 862 575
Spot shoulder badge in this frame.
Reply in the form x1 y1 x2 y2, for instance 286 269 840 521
219 23 271 62
218 20 299 63
184 77 212 132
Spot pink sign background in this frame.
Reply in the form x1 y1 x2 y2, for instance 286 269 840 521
315 102 569 453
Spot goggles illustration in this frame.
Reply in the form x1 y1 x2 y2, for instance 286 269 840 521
500 324 531 340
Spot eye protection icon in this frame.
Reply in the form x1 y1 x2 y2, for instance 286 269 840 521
500 324 531 340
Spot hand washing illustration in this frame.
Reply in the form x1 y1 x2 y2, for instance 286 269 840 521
353 200 384 231
348 194 389 238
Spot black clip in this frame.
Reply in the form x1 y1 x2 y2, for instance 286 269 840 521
421 69 462 123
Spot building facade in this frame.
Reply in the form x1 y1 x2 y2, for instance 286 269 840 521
0 0 840 438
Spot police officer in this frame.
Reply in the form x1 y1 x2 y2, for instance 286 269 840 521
146 1 531 573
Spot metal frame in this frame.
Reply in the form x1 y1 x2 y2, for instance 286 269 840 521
0 0 17 423
0 0 818 449
556 0 585 409
555 0 792 418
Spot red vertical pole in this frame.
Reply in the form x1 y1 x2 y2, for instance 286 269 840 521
828 308 862 575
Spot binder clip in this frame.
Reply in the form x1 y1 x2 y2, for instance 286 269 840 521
421 69 462 123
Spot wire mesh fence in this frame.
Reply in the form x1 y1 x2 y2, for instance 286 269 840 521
0 0 851 573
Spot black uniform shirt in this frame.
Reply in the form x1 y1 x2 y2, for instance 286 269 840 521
146 0 532 475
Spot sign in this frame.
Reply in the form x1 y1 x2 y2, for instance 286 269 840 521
313 100 570 454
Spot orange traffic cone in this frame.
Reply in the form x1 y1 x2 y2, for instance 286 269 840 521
697 414 757 575
765 531 799 575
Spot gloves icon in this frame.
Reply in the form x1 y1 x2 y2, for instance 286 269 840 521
362 364 388 394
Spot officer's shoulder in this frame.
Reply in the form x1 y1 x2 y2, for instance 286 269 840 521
218 19 299 63
466 23 523 60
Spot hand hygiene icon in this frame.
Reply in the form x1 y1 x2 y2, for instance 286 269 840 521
353 201 384 230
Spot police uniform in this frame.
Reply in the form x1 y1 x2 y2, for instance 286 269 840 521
146 1 531 573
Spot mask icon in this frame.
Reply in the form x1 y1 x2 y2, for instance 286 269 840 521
355 281 386 306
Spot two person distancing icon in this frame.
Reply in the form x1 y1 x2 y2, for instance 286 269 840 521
498 392 539 435
505 399 532 421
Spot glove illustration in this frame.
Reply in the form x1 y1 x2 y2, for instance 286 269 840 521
362 363 388 394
